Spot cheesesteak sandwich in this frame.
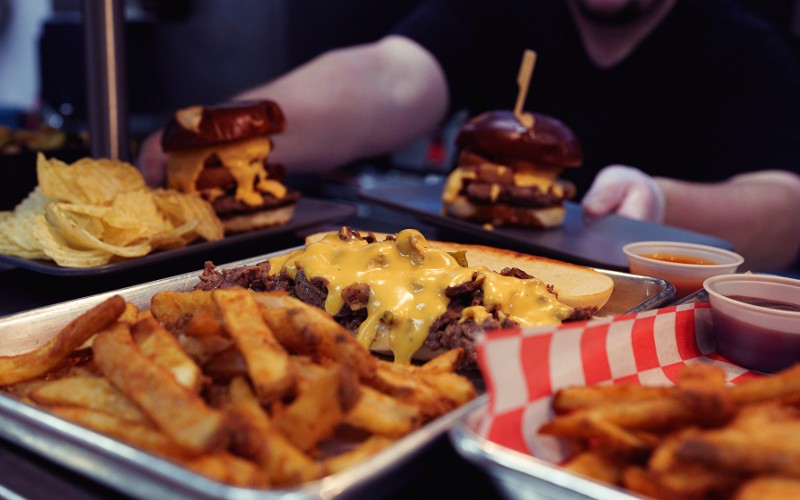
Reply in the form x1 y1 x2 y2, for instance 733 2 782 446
442 110 582 229
195 227 614 369
162 100 299 233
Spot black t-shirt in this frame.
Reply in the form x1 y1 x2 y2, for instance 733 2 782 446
393 0 800 197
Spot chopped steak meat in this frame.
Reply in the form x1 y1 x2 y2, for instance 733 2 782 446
193 259 596 370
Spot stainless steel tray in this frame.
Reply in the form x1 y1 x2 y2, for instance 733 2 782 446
0 247 672 498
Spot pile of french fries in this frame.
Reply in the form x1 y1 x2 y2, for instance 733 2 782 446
539 363 800 499
0 288 477 489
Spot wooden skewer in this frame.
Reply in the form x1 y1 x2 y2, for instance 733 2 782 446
514 49 537 126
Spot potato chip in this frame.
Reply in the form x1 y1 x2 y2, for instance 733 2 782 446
32 215 113 267
45 204 152 258
37 153 145 205
152 189 224 242
0 154 225 267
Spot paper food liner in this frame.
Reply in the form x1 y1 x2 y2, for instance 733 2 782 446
474 302 762 463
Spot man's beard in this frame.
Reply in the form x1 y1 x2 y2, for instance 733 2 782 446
573 0 664 26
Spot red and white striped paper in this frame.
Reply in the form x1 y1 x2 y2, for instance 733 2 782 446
474 302 762 462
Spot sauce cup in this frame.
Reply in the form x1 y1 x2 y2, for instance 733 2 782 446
622 241 744 299
704 273 800 373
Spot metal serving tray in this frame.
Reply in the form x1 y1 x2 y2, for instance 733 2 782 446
0 248 672 499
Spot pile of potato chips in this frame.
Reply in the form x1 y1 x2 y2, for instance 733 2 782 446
0 153 223 268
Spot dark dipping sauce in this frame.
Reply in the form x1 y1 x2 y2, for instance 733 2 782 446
713 296 800 372
727 295 800 312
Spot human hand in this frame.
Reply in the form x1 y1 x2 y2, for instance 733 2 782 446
136 129 168 187
581 165 666 223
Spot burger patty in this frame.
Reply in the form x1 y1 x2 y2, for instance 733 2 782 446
462 178 576 208
195 157 299 216
193 260 594 370
212 190 300 216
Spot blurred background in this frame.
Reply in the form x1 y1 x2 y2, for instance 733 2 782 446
0 0 798 185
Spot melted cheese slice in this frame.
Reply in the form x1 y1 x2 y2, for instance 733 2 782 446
166 137 286 206
442 165 564 202
268 230 573 364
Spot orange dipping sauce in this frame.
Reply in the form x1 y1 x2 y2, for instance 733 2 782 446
639 253 718 265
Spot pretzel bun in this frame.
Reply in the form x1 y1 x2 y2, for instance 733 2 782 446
442 110 582 229
161 100 286 151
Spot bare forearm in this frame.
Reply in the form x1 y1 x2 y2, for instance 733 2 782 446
656 171 800 270
235 36 448 172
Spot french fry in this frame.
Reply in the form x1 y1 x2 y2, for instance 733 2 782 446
253 292 377 380
184 452 268 488
149 289 219 326
92 322 228 455
730 363 800 405
552 384 674 414
48 406 190 460
29 375 149 425
213 288 294 403
343 385 422 437
0 295 125 385
734 476 800 500
226 377 324 486
562 449 627 484
371 359 455 419
272 357 345 452
323 435 394 474
131 315 203 393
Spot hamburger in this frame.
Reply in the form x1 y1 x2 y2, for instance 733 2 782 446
442 110 582 229
161 100 299 233
194 226 614 369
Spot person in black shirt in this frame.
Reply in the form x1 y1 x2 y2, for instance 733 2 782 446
138 0 800 271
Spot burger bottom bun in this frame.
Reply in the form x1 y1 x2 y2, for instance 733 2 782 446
443 195 566 229
221 203 297 233
369 333 445 362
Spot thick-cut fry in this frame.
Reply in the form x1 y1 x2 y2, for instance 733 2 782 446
562 450 627 484
226 377 323 486
253 292 377 380
48 406 190 460
372 360 455 419
149 289 219 325
734 476 800 500
552 384 674 414
0 295 125 385
343 385 422 437
29 375 149 424
213 288 294 403
184 452 268 488
131 316 203 393
323 435 394 474
272 357 345 452
92 322 228 455
730 363 800 405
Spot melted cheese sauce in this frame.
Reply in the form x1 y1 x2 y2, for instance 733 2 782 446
166 137 286 206
269 230 573 364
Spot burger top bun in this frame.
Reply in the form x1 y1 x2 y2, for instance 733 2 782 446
161 100 286 151
455 110 582 170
